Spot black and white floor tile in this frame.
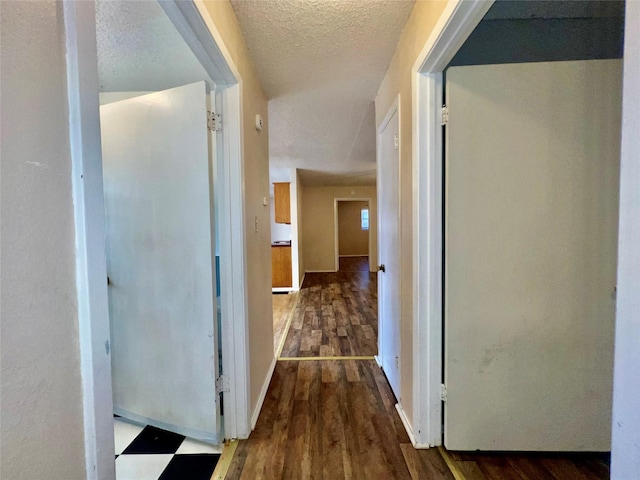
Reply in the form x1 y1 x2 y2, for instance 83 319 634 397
114 416 222 480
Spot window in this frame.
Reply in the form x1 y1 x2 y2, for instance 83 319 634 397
361 208 369 230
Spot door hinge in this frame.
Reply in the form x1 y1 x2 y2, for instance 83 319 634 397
215 375 230 394
441 105 449 126
440 384 448 402
208 111 222 132
393 134 399 150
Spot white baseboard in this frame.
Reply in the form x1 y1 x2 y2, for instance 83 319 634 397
395 403 431 449
395 403 417 447
338 254 369 258
374 355 383 368
250 356 277 430
305 269 336 273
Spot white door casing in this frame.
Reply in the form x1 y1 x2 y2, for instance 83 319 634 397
444 60 622 451
102 81 221 443
377 98 402 399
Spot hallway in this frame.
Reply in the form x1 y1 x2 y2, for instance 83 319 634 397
228 270 611 479
226 359 452 479
280 262 377 358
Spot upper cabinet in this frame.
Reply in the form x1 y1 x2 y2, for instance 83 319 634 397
273 182 291 224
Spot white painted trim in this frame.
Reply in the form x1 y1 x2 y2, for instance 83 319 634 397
412 0 494 74
250 357 277 430
159 0 235 85
410 0 494 448
218 83 250 439
192 0 242 83
298 273 306 290
374 355 383 368
376 95 401 403
395 403 418 447
63 2 115 478
190 1 251 439
290 169 301 291
339 255 369 258
333 197 373 271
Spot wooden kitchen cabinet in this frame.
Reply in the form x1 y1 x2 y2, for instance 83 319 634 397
272 245 292 288
273 182 291 224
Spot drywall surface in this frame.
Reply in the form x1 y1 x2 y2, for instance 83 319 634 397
200 0 273 424
338 201 369 256
374 0 448 426
302 186 377 272
0 1 87 478
611 4 640 477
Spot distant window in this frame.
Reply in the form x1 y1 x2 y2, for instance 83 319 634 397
361 208 369 230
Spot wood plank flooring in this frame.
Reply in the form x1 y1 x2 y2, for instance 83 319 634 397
338 256 370 272
272 292 298 355
442 450 610 480
225 360 454 480
228 268 610 480
280 270 377 357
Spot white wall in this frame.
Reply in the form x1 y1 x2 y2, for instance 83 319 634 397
0 1 87 478
611 3 640 477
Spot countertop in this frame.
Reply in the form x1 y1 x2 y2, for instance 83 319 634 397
271 240 291 247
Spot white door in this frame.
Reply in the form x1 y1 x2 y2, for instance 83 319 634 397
377 105 401 399
101 81 221 443
444 60 622 451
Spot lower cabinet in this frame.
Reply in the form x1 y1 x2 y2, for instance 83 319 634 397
272 246 292 288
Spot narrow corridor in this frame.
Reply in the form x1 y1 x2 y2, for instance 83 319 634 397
229 268 611 479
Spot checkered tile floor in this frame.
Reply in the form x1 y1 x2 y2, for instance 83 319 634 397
114 416 222 480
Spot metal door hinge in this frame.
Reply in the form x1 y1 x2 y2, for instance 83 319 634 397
208 111 222 132
215 375 230 394
393 134 399 150
441 106 449 126
440 384 448 402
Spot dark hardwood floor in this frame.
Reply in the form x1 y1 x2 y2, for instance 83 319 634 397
280 269 377 358
443 450 610 480
225 360 454 480
238 264 611 480
338 256 370 272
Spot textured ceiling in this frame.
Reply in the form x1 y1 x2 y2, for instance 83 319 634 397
96 0 211 92
230 0 415 187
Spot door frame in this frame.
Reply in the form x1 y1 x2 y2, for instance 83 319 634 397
410 0 494 447
333 198 373 272
376 95 401 396
63 1 250 478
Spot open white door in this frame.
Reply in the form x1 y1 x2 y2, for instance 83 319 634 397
444 60 622 451
377 103 401 399
101 81 221 443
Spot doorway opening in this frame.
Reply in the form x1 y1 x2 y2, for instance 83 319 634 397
66 1 249 478
413 0 624 463
334 198 372 273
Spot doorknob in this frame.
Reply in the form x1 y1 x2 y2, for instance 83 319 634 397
377 264 386 273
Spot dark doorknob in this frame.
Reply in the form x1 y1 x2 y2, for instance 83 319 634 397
377 264 386 273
